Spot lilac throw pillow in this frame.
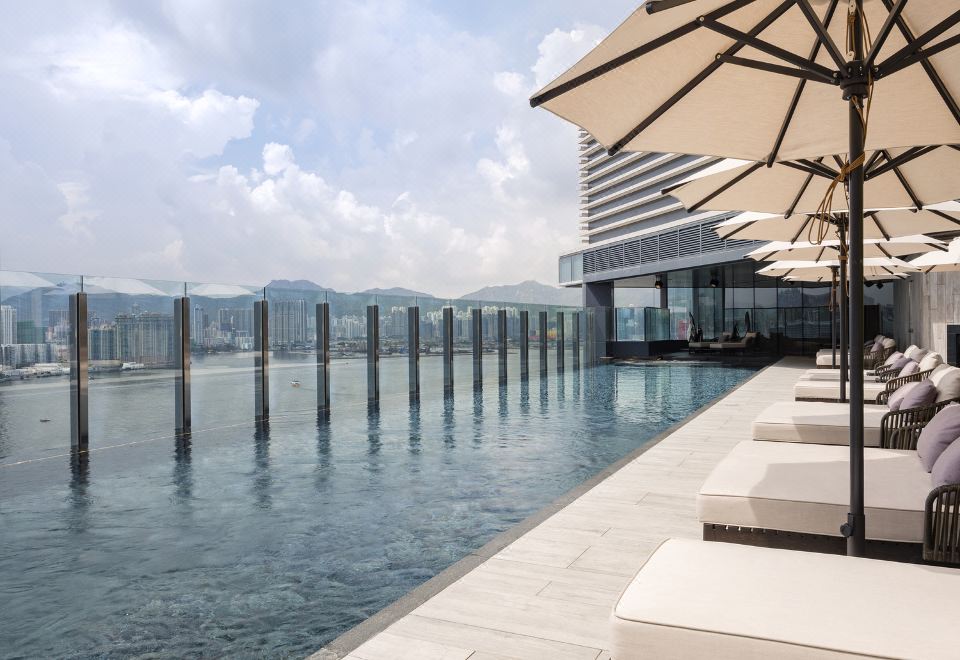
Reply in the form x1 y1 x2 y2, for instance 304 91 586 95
898 361 920 378
883 351 904 366
931 437 960 487
888 382 919 412
896 379 937 411
917 403 960 471
871 340 884 353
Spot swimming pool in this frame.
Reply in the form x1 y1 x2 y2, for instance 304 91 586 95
0 360 757 658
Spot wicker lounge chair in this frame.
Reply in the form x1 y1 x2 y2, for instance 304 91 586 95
611 539 960 660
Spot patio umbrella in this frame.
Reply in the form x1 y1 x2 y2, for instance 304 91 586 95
758 257 918 279
746 234 945 261
718 204 960 241
909 237 960 272
665 145 960 215
531 0 960 555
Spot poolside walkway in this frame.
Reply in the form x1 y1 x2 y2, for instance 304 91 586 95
316 357 810 660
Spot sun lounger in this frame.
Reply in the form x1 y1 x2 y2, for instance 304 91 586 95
611 539 960 660
793 378 888 402
698 441 929 556
751 401 889 446
708 331 757 354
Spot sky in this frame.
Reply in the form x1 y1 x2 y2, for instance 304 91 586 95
0 0 637 297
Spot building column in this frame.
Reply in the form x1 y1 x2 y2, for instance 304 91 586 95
69 292 89 452
317 302 330 413
408 306 420 402
366 305 379 404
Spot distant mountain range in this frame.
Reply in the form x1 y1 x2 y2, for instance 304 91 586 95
458 280 580 306
264 279 579 306
359 287 434 298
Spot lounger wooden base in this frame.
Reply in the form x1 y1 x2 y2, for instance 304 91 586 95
702 523 922 563
611 539 960 660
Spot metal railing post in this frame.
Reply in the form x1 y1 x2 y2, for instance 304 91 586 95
366 304 380 404
254 300 269 423
538 311 548 375
316 302 330 413
557 311 565 371
174 296 191 435
519 310 529 379
408 306 420 402
69 292 89 452
572 311 581 370
442 306 454 396
498 309 508 385
472 308 483 388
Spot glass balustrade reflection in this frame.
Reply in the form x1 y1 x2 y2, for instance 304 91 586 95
0 271 80 463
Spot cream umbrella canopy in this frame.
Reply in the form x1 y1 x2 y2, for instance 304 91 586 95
758 257 918 278
665 145 960 215
746 234 945 261
909 236 960 272
717 204 960 241
532 0 960 555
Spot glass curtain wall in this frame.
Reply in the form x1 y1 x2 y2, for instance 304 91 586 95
610 262 894 354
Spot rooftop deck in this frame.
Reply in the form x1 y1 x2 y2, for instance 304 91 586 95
316 356 810 660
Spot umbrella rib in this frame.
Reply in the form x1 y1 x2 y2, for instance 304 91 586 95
867 212 892 241
794 0 846 69
865 145 938 179
789 214 815 243
927 209 960 228
876 0 960 127
699 17 836 81
864 0 908 68
528 0 754 107
876 9 960 74
880 33 960 80
719 55 835 84
687 161 764 211
607 0 796 155
863 150 884 175
781 159 836 180
720 221 755 240
762 0 840 169
785 171 815 217
877 244 893 259
645 0 697 14
881 149 924 210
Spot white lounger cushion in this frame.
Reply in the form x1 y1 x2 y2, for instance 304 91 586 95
698 441 930 542
611 539 960 660
793 380 886 402
799 369 878 381
752 401 886 446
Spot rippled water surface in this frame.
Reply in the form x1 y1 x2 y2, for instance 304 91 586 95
0 357 758 658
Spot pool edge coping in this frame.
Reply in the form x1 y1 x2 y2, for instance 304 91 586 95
310 358 782 660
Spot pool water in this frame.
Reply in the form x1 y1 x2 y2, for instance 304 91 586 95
0 360 757 658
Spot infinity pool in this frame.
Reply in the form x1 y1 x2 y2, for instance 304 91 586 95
0 360 757 658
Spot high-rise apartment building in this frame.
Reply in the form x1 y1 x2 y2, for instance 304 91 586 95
0 305 16 345
270 299 308 347
116 312 175 366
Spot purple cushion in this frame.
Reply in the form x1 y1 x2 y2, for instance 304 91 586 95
897 379 937 411
932 436 960 487
888 382 918 411
898 360 920 378
917 403 960 471
883 351 904 366
870 340 883 353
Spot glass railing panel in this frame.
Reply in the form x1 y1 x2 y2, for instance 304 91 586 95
264 284 328 416
374 293 416 403
0 270 79 464
187 282 262 430
84 276 184 448
326 291 376 408
616 307 644 341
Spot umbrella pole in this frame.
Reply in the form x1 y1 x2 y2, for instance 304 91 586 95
839 230 848 404
831 266 837 369
844 4 867 558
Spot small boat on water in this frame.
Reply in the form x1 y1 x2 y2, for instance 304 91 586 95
291 380 300 388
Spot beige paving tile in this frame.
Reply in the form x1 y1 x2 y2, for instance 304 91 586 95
351 632 473 660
